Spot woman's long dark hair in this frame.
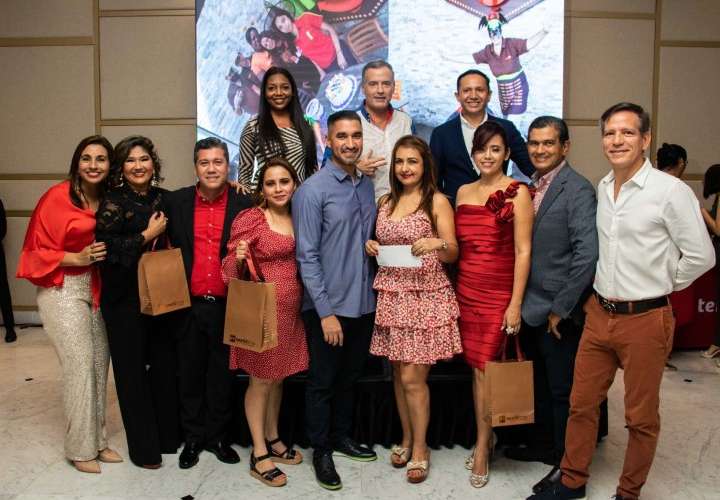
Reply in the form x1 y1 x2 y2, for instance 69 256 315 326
257 66 317 177
383 135 440 234
68 135 114 208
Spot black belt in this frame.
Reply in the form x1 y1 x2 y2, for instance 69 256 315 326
193 295 225 303
595 293 668 315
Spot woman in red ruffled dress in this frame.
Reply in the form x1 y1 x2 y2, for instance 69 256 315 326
221 157 308 488
366 135 462 484
455 121 533 488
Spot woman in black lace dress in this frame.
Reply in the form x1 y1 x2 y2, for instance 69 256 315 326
95 135 180 468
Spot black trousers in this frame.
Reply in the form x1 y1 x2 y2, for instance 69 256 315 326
102 299 180 466
303 309 374 453
0 246 15 332
175 298 233 444
522 317 609 463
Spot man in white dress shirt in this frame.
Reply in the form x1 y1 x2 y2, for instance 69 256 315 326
355 60 415 201
528 102 715 500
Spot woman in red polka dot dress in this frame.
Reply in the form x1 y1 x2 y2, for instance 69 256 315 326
221 157 308 487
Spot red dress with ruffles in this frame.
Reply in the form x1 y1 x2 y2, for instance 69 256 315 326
455 181 525 369
221 207 308 379
16 181 101 307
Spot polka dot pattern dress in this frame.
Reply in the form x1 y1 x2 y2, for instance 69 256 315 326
221 207 308 379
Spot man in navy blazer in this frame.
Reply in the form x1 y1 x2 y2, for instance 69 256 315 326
504 117 599 495
430 69 534 203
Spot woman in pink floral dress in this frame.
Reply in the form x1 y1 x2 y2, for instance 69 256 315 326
365 135 462 484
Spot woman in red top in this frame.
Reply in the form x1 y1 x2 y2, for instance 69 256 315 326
455 121 533 488
221 157 308 487
17 135 123 473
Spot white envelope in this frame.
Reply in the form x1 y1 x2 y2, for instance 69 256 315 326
376 245 422 268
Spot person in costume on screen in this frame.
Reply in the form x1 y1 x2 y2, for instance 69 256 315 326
239 67 318 189
449 12 548 118
268 6 356 75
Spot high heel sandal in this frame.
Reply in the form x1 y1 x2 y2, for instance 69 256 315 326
390 444 411 468
265 438 303 465
468 434 496 488
465 432 497 470
702 345 720 358
250 451 287 487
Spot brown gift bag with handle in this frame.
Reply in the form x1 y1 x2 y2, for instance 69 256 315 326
223 250 278 353
484 334 534 427
138 240 191 316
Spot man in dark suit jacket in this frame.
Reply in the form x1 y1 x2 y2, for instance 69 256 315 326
165 138 253 469
430 69 534 203
503 117 599 495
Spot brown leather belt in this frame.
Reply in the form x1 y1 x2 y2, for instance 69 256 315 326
595 293 668 315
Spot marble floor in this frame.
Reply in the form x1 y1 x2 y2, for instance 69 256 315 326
1 327 718 500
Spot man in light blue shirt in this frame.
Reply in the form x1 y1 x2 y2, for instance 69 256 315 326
292 110 377 490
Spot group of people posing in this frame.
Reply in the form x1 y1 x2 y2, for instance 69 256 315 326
17 60 715 500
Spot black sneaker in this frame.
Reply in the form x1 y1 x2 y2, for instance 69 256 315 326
313 452 342 491
333 437 377 462
526 481 586 499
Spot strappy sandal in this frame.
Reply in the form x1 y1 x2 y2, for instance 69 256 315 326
406 451 430 484
250 452 287 487
390 444 410 468
266 438 303 465
702 345 720 358
465 432 497 470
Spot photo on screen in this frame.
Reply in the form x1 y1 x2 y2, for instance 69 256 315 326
196 0 564 180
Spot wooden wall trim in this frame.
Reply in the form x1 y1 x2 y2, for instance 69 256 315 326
6 210 33 218
567 11 655 20
0 37 94 47
99 9 195 18
660 40 720 48
650 0 662 158
93 0 102 134
100 118 196 126
0 174 66 180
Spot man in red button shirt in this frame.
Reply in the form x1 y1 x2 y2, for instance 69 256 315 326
165 138 253 469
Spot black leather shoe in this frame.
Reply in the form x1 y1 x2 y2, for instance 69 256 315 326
526 482 586 499
505 445 555 465
4 329 17 343
205 441 240 464
313 452 342 490
333 437 377 462
533 466 562 494
179 442 202 469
